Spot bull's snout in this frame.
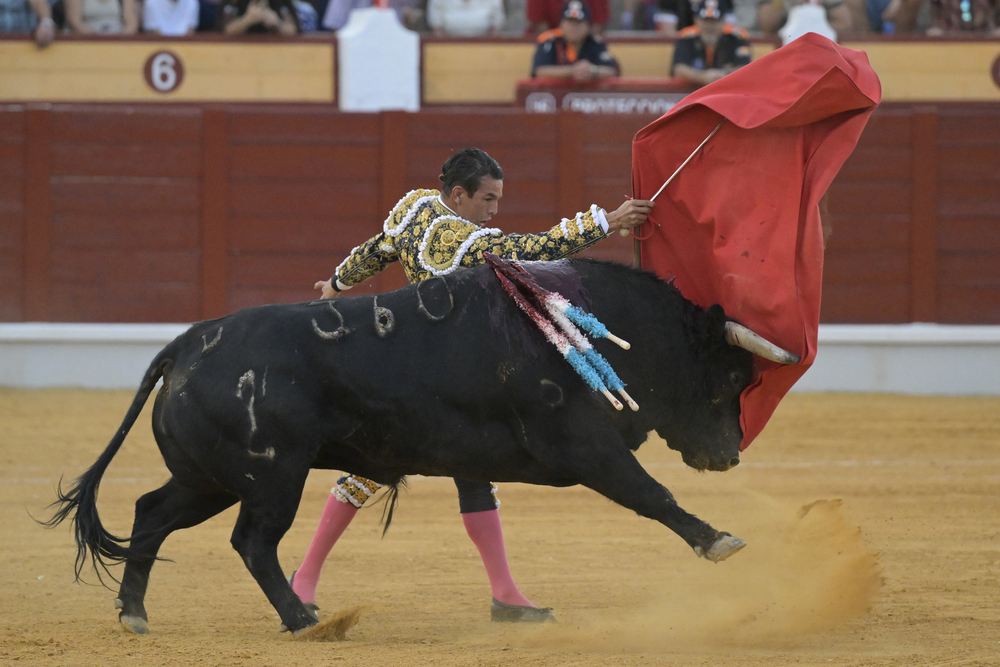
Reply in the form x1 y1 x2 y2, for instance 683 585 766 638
708 455 740 472
681 452 740 472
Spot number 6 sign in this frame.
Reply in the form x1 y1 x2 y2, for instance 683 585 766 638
143 51 185 94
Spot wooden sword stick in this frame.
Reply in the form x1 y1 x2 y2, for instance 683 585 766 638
620 119 727 237
650 120 726 201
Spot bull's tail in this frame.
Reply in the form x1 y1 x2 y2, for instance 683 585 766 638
38 351 172 586
377 480 406 537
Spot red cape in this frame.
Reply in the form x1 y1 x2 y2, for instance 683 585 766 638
632 33 881 450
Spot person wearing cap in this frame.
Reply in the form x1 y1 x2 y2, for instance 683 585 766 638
532 0 621 80
621 0 737 34
671 0 752 87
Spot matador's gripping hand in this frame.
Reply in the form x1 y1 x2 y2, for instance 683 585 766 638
606 198 654 235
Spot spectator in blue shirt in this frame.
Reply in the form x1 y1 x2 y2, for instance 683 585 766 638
1 0 56 46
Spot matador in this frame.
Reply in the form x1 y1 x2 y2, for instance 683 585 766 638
291 148 653 622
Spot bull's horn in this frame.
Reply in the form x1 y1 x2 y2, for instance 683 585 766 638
724 322 801 364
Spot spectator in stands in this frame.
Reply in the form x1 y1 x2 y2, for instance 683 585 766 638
0 0 57 46
320 0 422 31
671 0 751 86
757 0 851 34
841 0 885 30
63 0 139 33
532 0 620 80
143 0 201 34
220 0 299 32
869 0 923 31
730 0 761 30
924 0 999 33
319 0 363 29
621 0 735 34
427 0 503 34
294 0 318 29
527 0 609 34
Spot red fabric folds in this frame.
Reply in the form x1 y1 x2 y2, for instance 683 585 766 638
631 33 881 450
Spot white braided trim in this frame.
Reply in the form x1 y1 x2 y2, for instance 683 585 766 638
591 204 610 233
382 189 419 232
575 211 586 235
333 243 364 283
559 218 572 237
385 193 438 237
379 243 395 254
419 219 503 276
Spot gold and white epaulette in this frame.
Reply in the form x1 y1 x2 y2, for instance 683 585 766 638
419 216 502 276
384 189 439 238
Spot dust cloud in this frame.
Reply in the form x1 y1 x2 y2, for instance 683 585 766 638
506 496 882 652
294 606 365 641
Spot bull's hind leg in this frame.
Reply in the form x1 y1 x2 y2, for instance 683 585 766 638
117 479 237 634
229 492 318 634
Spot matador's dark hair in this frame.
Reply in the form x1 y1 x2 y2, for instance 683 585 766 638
439 148 504 197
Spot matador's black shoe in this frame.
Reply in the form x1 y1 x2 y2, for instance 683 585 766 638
490 599 557 623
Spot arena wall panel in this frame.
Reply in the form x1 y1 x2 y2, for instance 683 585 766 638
2 102 999 325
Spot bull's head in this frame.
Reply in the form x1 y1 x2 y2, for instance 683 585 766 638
657 305 800 472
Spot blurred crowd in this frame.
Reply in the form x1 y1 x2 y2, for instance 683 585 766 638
3 0 997 49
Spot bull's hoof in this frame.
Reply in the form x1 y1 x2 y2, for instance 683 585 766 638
694 534 746 563
279 604 320 633
490 599 557 623
119 613 149 634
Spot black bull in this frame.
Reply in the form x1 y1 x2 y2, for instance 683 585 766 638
45 258 798 634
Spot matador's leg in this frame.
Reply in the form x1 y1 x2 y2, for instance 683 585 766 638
454 478 555 622
290 475 382 605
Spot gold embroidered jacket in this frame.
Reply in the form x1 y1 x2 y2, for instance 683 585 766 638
334 189 611 288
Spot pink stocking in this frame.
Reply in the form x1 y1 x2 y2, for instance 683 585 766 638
462 509 534 607
291 493 358 604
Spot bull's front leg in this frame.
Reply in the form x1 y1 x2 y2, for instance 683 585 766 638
590 459 743 561
520 414 744 561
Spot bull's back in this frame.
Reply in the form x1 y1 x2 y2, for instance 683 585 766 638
156 269 572 443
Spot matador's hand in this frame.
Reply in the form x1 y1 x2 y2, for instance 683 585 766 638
315 279 338 300
605 198 654 234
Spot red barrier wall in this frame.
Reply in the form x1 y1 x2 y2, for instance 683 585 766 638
2 103 999 324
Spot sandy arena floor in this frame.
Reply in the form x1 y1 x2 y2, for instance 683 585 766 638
1 389 998 666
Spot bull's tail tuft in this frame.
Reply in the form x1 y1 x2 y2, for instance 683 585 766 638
37 353 171 588
375 479 406 537
41 472 133 586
